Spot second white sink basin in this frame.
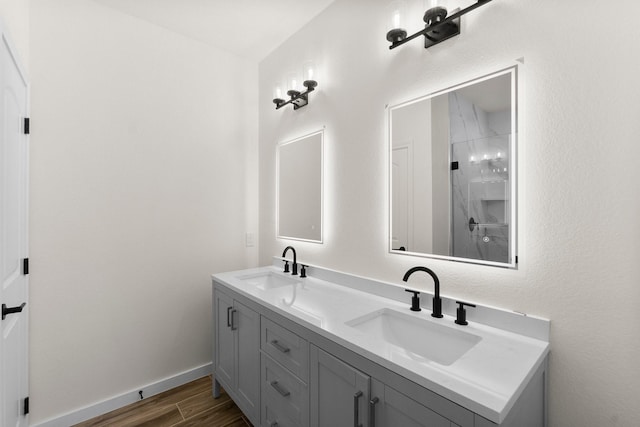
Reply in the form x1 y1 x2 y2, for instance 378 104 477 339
346 308 481 366
236 271 299 291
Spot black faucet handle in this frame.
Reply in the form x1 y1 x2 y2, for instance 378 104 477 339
454 301 476 325
404 289 422 312
283 260 290 273
300 265 307 278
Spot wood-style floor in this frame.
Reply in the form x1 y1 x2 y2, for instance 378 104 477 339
73 376 253 427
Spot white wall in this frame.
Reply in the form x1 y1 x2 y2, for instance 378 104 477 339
29 0 258 423
259 0 640 426
0 0 28 72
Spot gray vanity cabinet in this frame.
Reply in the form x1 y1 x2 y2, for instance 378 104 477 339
310 345 370 427
370 379 453 427
310 344 459 427
212 278 546 427
213 289 260 425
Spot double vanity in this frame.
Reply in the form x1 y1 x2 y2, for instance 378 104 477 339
212 259 549 427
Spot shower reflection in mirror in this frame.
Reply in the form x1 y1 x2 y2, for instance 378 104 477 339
389 66 517 267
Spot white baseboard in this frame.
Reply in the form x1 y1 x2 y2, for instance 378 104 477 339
31 363 212 427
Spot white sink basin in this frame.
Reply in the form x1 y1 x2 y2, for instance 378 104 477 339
346 308 481 366
236 271 300 291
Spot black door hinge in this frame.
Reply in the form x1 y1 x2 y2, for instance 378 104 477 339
451 161 459 170
23 258 29 275
23 397 29 415
23 118 30 135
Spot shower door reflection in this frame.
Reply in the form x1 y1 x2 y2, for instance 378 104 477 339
451 135 510 263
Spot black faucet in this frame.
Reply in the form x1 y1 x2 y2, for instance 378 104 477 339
402 266 443 318
282 246 298 276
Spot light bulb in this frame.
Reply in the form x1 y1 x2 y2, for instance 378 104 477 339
286 71 302 94
273 84 283 100
388 1 406 30
392 9 401 28
424 0 449 10
386 1 408 43
302 61 318 89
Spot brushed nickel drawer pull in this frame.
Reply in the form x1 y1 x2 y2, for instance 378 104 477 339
226 306 232 327
270 381 290 397
271 340 291 354
230 309 238 331
353 390 363 427
369 397 379 427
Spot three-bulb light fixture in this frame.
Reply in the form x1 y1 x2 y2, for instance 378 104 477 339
386 0 493 50
272 62 318 111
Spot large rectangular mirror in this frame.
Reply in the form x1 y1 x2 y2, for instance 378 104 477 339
389 67 517 268
277 130 323 243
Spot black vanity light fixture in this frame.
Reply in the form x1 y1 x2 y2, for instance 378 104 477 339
273 61 318 110
386 0 494 50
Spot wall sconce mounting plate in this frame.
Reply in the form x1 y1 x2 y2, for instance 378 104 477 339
424 14 460 49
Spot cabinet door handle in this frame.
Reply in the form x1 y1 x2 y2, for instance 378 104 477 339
270 381 290 397
230 309 238 330
266 420 279 427
353 391 363 427
2 302 26 320
369 397 379 427
270 340 291 354
226 306 233 328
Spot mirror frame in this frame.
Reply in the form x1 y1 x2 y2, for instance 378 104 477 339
388 65 519 268
276 129 324 244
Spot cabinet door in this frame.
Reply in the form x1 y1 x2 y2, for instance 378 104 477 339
370 379 451 427
214 290 234 389
234 300 260 423
310 345 370 427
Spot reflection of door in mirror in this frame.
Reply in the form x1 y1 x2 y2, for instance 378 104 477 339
391 143 411 251
391 98 450 254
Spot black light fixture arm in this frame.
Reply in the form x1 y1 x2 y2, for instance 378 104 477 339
389 0 493 50
273 81 317 110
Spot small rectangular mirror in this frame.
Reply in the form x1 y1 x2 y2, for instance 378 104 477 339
389 66 517 267
277 130 324 243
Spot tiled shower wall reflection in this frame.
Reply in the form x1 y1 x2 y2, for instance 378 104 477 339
449 92 510 263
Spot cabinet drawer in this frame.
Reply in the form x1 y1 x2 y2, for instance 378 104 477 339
262 316 309 381
381 384 451 427
261 353 309 427
263 393 301 427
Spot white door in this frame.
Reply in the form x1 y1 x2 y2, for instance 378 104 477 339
391 145 412 251
0 27 29 427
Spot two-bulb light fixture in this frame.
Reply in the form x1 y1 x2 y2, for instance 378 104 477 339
273 61 318 111
386 0 493 50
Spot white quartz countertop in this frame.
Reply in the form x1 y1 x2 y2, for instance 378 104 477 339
212 265 549 423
